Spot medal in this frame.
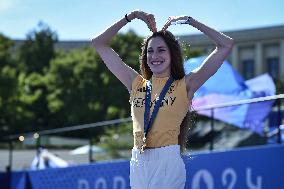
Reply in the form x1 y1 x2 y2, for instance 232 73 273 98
139 136 147 154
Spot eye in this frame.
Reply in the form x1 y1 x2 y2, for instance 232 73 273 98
147 49 153 53
159 49 166 52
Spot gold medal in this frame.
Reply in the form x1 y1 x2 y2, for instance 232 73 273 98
140 145 145 154
139 136 147 154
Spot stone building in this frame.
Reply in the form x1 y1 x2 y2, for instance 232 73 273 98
179 25 284 80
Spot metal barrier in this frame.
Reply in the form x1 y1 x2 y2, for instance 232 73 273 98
2 94 284 172
194 94 284 150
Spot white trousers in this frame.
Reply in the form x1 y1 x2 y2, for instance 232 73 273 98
129 145 186 189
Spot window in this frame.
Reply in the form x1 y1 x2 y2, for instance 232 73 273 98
242 59 255 79
267 57 279 79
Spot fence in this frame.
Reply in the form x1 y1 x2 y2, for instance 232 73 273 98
1 94 284 172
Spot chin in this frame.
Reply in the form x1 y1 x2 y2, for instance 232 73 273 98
150 68 162 74
151 70 170 77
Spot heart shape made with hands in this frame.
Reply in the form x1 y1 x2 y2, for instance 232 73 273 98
131 10 190 33
144 14 190 33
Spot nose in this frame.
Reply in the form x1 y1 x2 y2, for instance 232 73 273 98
151 50 159 59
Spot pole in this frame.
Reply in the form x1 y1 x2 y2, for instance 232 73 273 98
277 99 282 144
210 108 214 151
89 138 93 163
7 141 13 172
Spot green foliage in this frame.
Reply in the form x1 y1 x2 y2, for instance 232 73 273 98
98 123 132 158
0 24 144 141
275 77 284 94
0 34 19 136
0 34 14 65
111 30 142 71
181 41 205 60
18 22 57 74
12 23 58 133
46 48 105 127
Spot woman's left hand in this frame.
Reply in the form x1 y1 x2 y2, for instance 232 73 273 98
162 15 189 31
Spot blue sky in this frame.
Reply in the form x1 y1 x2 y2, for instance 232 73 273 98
1 0 284 40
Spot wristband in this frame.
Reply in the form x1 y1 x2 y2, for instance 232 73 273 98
125 14 131 22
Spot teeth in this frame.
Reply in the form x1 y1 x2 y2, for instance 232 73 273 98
152 61 162 65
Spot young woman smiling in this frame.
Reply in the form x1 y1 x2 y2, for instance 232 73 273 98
92 10 233 189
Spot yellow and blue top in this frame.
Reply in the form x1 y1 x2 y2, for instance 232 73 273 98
129 74 190 149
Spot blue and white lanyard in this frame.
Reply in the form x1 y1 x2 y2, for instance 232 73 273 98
143 76 174 137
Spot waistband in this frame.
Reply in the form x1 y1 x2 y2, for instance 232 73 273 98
131 145 180 161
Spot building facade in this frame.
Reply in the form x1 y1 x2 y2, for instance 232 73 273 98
179 25 284 80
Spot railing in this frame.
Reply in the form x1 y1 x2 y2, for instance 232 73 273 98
194 94 284 150
1 94 284 171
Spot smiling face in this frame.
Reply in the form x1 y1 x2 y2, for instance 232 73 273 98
140 31 185 80
146 36 171 78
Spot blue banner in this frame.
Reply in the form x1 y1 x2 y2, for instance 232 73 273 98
185 144 284 189
1 144 284 189
10 171 26 189
0 172 10 189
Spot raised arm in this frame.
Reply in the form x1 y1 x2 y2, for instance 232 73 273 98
91 10 157 92
163 16 234 100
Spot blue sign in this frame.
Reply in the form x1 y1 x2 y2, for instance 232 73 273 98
185 144 284 189
1 144 284 189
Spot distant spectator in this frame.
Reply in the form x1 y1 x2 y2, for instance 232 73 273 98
30 148 68 170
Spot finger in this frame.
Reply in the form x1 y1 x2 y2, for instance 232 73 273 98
149 15 156 32
162 19 171 31
149 15 157 32
152 21 157 32
164 17 173 29
146 15 157 32
162 24 168 31
163 22 171 31
145 17 153 32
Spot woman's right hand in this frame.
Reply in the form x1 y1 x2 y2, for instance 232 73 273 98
130 10 157 33
162 15 189 31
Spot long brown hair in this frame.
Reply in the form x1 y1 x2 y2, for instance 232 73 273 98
139 31 185 80
139 30 191 153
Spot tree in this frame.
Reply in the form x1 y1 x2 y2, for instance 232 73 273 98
15 23 57 132
181 41 205 60
2 27 144 139
18 22 57 74
44 31 143 138
45 48 105 128
0 34 19 136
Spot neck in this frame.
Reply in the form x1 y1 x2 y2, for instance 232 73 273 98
152 72 170 78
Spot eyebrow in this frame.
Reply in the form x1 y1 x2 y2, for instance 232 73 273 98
147 46 167 49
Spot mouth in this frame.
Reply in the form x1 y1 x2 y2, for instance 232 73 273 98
151 61 163 65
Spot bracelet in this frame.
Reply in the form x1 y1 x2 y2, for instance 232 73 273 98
125 14 131 22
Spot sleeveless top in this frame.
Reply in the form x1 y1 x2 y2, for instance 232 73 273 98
129 74 190 148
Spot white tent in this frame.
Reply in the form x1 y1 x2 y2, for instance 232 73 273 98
69 145 106 155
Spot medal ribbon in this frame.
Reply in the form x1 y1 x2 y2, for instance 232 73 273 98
144 76 174 138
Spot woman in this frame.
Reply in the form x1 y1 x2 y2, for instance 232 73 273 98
92 10 233 189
